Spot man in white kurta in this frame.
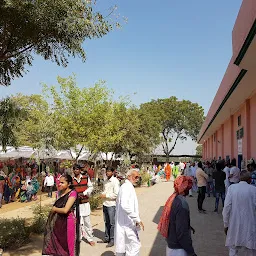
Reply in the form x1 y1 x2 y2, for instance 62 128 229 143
115 169 144 256
223 172 256 256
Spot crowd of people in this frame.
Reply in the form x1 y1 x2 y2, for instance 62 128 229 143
155 158 256 256
1 156 256 256
0 165 40 207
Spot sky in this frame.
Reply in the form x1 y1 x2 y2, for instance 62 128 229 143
0 0 243 155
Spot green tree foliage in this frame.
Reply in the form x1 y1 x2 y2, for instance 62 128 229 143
11 94 55 150
0 0 117 86
140 97 204 161
43 75 112 159
121 107 161 159
43 75 160 160
0 97 26 151
196 144 202 156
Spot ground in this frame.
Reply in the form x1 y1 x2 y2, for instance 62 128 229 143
3 182 228 256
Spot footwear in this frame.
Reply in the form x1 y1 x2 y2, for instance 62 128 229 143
199 210 206 214
89 241 96 246
102 239 109 243
214 209 218 213
202 209 206 212
189 195 193 197
106 240 114 248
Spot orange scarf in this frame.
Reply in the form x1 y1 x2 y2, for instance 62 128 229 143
157 176 193 238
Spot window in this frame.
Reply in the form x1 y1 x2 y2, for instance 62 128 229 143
213 133 216 142
240 127 244 138
236 127 244 139
238 115 241 126
236 130 240 139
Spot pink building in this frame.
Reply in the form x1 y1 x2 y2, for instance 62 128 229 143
198 0 256 169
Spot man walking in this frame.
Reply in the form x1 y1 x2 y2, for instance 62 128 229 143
115 169 144 256
190 163 198 192
196 162 208 213
100 167 120 248
223 172 256 256
213 162 226 213
205 163 215 197
158 176 197 256
44 172 54 198
223 160 231 195
73 164 95 246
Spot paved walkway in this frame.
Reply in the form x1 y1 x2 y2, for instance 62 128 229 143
81 182 228 256
4 182 228 256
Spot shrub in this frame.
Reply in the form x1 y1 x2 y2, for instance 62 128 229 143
0 218 30 250
30 204 52 234
89 195 103 211
140 171 151 186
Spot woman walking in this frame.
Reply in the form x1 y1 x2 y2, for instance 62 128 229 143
42 174 80 256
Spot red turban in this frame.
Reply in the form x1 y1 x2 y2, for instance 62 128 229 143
157 176 193 238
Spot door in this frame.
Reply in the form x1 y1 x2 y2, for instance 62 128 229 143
238 155 243 170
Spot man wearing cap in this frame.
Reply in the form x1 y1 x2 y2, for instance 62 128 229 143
73 164 95 246
100 167 120 247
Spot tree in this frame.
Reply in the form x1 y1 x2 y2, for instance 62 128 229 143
43 75 113 159
196 144 202 156
141 97 204 161
121 107 161 160
0 97 26 151
0 0 118 86
11 94 55 151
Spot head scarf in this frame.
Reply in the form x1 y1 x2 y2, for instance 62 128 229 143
157 176 193 238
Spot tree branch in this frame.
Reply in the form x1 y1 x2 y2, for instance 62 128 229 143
75 145 84 161
0 44 34 60
168 132 182 155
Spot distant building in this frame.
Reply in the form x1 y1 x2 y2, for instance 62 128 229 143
198 0 256 169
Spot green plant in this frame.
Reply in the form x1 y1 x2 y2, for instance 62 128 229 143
0 218 30 250
140 171 151 185
89 195 103 211
30 204 52 234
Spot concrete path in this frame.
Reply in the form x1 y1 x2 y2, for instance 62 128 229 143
4 182 228 256
81 182 228 256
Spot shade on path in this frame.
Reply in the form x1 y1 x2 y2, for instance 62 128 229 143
81 181 228 256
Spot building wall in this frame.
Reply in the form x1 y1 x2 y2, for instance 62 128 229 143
217 127 222 159
250 93 256 159
202 95 256 163
232 104 246 159
223 119 232 160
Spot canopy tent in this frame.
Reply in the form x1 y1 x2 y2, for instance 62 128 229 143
54 150 76 160
0 146 35 160
77 152 91 161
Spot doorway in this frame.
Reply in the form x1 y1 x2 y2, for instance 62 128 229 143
238 154 243 170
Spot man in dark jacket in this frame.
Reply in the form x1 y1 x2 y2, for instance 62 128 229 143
158 176 197 256
213 162 226 213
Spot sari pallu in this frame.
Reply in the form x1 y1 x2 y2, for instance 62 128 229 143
42 190 80 256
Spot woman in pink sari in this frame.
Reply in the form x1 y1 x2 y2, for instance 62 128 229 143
42 174 80 256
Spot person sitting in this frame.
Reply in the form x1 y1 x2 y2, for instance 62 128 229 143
31 177 40 201
26 182 34 202
20 181 27 203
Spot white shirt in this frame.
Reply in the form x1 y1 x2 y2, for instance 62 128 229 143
229 166 240 183
180 162 185 170
223 181 256 249
223 167 230 187
44 175 54 187
74 174 93 216
190 166 197 178
102 176 120 207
